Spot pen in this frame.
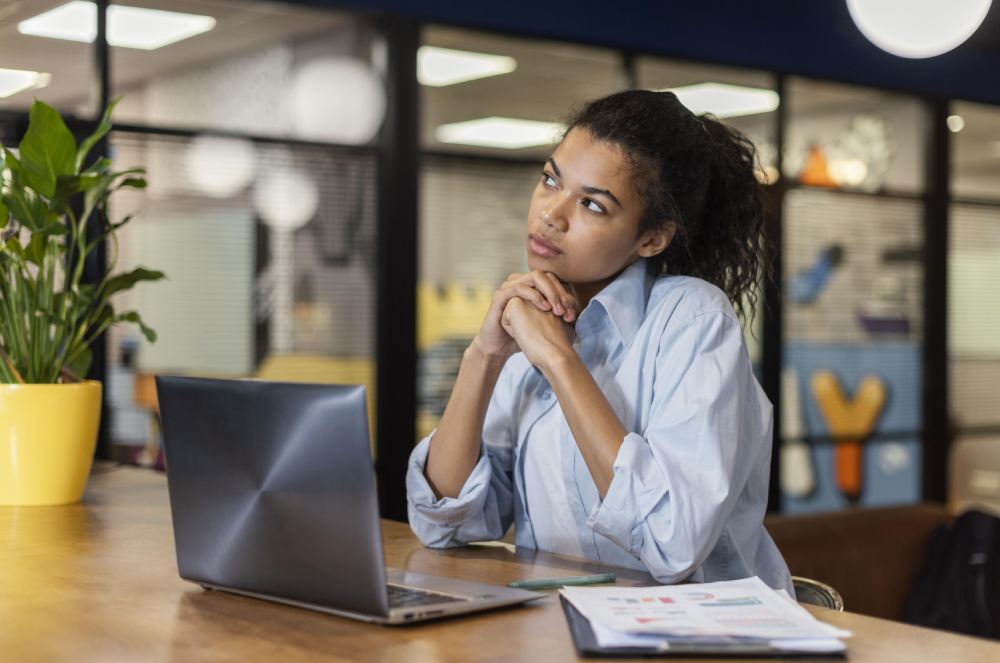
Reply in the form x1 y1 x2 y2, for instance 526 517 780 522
507 572 616 590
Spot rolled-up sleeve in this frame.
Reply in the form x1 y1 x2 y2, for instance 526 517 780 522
587 311 770 583
406 359 519 548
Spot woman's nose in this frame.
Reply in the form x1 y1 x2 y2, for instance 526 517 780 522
539 195 570 232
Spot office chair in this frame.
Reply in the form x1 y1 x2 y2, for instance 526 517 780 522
792 576 845 611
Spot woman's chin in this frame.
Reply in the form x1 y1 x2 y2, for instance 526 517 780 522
526 254 562 276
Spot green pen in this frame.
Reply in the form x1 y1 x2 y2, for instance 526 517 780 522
507 572 616 590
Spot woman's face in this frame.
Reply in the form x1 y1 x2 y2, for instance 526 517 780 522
526 127 667 300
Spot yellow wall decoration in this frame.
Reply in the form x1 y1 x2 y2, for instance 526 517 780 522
811 371 887 501
418 282 494 351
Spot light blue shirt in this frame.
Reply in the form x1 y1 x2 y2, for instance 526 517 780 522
406 258 793 593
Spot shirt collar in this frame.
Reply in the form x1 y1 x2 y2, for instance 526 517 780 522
585 258 652 346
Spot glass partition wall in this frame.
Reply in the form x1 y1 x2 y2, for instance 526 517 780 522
778 79 928 514
1 1 380 465
948 101 1000 515
106 1 381 464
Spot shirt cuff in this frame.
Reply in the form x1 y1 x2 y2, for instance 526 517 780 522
406 434 493 527
586 432 669 554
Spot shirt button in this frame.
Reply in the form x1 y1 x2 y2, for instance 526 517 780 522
542 390 554 401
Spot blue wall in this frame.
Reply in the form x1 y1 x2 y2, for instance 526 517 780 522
311 0 1000 105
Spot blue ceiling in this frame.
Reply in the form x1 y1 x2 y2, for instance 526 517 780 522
306 0 1000 106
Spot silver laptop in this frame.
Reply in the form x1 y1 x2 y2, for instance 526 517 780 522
156 375 543 624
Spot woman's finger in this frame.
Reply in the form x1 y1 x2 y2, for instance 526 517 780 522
513 271 566 315
503 284 551 312
502 272 525 288
500 299 523 336
487 281 546 330
540 271 577 320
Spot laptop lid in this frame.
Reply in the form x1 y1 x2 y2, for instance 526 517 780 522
156 376 390 618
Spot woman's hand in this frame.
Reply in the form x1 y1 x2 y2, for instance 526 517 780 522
472 271 577 361
500 297 575 372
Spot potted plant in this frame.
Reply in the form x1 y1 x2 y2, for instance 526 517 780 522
0 99 164 505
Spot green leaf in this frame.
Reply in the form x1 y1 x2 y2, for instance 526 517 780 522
25 233 48 265
102 266 166 298
91 302 114 327
75 173 103 191
65 346 92 381
3 148 22 175
77 283 98 308
5 236 23 258
79 171 118 233
82 157 112 178
37 221 68 236
18 101 77 199
0 201 7 230
114 176 147 191
110 212 136 232
76 97 120 172
110 167 145 180
115 311 157 343
2 188 49 230
51 172 102 214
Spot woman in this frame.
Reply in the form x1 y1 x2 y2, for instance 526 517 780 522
406 90 792 592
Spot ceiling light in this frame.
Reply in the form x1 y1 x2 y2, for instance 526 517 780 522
757 166 780 185
418 46 517 86
436 117 563 149
847 0 992 58
254 169 319 231
946 115 966 132
290 58 386 144
18 1 216 50
184 136 257 199
0 68 51 98
828 158 869 187
666 82 780 118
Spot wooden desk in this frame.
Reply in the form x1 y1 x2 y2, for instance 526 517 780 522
1 466 997 662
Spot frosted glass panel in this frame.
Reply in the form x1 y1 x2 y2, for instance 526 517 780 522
132 210 254 375
951 102 1000 201
950 203 1000 429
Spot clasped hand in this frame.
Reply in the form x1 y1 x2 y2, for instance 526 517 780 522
472 271 577 370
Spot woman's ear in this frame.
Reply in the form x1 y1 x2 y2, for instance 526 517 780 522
637 222 676 258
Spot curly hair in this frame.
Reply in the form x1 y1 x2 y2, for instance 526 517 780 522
563 89 772 323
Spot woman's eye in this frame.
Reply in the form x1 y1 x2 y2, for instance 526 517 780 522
583 198 605 214
541 172 557 187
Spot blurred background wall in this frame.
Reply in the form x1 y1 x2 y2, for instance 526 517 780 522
1 0 998 520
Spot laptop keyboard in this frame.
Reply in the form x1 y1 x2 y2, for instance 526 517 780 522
387 584 468 608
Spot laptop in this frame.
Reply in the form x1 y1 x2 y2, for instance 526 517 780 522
156 375 543 624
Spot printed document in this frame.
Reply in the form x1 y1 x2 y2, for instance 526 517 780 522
561 576 849 652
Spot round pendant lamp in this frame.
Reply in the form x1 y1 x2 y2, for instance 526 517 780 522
847 0 992 58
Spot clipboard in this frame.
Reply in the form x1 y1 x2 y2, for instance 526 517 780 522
559 596 846 658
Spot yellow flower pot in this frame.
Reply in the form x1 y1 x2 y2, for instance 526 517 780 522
0 381 102 506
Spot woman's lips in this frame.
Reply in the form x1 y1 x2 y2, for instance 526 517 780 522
528 234 562 258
